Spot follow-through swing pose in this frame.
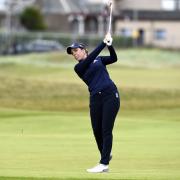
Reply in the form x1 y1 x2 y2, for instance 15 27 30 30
66 32 120 173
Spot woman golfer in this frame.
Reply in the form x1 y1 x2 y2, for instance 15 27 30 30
67 33 120 173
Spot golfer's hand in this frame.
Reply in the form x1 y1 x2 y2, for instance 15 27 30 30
103 33 113 46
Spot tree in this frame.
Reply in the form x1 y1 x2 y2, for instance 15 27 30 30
20 6 46 31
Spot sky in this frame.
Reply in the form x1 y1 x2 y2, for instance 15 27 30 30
0 0 6 11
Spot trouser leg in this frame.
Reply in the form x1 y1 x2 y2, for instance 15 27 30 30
100 91 120 165
90 97 103 155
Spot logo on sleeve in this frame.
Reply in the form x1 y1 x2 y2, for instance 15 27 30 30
115 92 119 98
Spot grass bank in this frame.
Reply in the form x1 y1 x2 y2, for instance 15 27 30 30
0 49 180 111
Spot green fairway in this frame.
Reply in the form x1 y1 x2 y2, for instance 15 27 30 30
0 108 180 180
0 48 180 179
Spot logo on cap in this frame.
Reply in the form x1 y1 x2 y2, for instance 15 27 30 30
67 43 86 54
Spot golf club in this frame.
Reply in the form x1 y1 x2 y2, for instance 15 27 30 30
107 0 113 34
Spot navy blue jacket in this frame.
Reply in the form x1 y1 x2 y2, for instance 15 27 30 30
74 42 118 96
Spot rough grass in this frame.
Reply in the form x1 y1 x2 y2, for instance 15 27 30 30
0 74 180 111
0 49 180 111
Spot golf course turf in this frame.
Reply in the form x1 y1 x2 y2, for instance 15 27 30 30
0 48 180 179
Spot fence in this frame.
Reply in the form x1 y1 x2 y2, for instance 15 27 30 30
0 31 133 55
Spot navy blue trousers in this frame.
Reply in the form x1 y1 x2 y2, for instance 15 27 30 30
89 87 120 165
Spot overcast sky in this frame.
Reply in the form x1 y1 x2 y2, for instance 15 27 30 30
0 0 6 10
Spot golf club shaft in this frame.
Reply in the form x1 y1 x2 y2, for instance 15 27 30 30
108 3 113 34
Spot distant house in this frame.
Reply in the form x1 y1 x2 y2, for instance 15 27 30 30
34 0 180 48
1 0 180 49
114 0 180 48
34 0 109 36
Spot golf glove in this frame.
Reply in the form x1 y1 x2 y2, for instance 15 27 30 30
103 33 113 46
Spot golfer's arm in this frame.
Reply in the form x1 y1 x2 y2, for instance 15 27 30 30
101 45 117 65
74 42 106 76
